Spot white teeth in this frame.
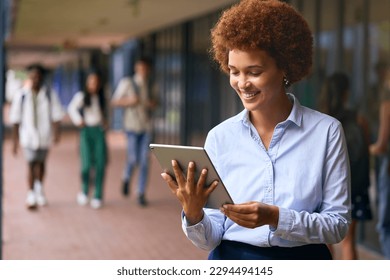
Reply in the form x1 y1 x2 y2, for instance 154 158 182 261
243 92 257 98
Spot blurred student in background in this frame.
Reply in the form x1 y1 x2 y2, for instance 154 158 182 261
67 69 109 209
9 63 64 209
111 57 159 207
368 63 390 259
319 72 372 259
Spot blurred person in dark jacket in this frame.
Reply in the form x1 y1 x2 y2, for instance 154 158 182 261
368 62 390 259
319 72 372 259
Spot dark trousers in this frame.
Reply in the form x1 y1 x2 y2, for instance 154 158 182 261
208 240 332 260
80 126 107 199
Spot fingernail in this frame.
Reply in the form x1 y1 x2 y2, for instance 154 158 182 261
202 169 207 174
189 161 194 168
171 160 176 166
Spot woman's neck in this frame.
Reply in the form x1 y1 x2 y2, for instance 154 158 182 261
250 94 292 130
249 94 293 149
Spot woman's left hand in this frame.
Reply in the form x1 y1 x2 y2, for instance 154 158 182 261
220 201 279 229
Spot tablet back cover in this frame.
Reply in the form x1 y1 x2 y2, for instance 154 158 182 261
150 144 233 209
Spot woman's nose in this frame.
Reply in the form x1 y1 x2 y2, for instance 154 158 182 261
238 78 250 89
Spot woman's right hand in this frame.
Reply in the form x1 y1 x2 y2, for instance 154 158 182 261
161 160 219 225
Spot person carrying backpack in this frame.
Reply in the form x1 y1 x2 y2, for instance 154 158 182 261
9 63 64 209
319 72 372 259
111 57 159 207
67 69 108 209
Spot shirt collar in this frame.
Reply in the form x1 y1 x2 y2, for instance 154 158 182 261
239 93 303 128
285 93 303 127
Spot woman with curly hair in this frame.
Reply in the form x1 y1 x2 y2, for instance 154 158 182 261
161 0 350 260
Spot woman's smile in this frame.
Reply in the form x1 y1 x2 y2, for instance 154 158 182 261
240 91 260 99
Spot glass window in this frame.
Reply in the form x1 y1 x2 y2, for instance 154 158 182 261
153 26 183 144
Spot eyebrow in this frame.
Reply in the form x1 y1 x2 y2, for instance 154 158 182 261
228 65 263 69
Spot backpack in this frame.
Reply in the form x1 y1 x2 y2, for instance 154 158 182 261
340 110 370 195
128 76 155 119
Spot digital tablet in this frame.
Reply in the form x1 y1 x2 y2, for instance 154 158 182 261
149 143 234 209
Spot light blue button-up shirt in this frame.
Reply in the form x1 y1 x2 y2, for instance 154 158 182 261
182 94 351 250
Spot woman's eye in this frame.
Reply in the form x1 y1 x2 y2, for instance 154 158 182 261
250 72 261 76
230 71 239 76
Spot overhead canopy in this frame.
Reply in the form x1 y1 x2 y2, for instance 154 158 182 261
6 0 237 68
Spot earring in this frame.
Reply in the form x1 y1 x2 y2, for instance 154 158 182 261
283 76 290 88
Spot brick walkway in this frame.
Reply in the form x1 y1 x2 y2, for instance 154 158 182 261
1 129 384 260
2 130 208 260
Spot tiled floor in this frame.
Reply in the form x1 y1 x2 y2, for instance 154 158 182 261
1 130 384 260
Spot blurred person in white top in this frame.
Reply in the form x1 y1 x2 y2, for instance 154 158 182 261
9 63 64 209
67 69 108 209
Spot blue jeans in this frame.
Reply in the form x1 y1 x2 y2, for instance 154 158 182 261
123 131 151 196
377 155 390 259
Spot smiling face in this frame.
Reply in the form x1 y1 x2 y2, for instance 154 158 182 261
228 49 286 113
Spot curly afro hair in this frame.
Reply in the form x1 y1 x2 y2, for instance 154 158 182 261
211 0 313 85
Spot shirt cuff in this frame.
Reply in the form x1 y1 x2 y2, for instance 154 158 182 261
183 210 217 246
181 210 205 227
269 207 293 236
